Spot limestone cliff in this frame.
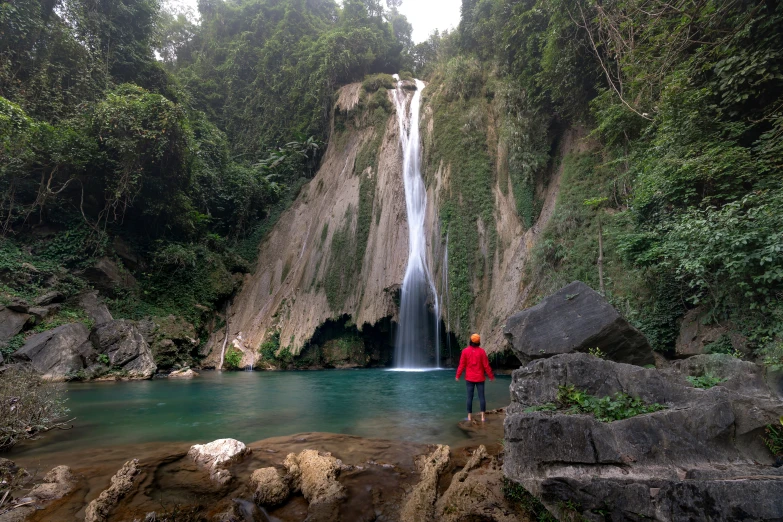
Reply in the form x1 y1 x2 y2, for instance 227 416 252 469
207 80 592 366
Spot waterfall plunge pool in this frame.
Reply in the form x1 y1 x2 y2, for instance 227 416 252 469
11 369 511 464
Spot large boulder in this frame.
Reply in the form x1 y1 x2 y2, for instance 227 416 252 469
91 320 156 379
79 291 113 326
0 307 30 347
504 281 654 366
12 323 95 380
188 438 249 485
504 353 783 521
81 257 136 297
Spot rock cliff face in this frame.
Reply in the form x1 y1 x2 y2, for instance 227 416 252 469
214 80 589 363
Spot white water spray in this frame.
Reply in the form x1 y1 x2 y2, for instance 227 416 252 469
392 78 441 369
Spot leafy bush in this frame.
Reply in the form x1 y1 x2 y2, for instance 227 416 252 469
763 417 783 458
223 348 243 370
259 331 281 361
556 385 666 422
0 365 70 451
686 374 724 389
361 73 395 93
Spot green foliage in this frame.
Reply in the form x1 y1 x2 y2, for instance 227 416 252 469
0 334 26 359
763 418 783 458
361 73 395 93
223 348 243 370
686 374 724 389
502 477 556 522
555 385 666 422
588 347 605 359
259 330 281 362
97 353 110 365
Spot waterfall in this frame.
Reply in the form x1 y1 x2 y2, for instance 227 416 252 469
442 235 452 362
392 78 441 369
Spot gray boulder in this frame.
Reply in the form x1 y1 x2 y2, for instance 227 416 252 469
504 353 783 521
12 323 95 380
504 281 654 366
79 291 113 326
91 320 156 379
34 291 64 306
0 307 30 344
81 257 136 297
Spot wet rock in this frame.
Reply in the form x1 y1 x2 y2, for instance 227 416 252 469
28 466 75 501
12 323 95 380
250 467 290 506
400 445 450 522
188 438 248 485
79 291 113 326
168 368 198 379
84 459 140 522
504 353 783 521
435 446 519 522
0 307 30 344
91 320 156 379
283 449 346 522
81 257 136 297
504 281 654 366
33 291 64 307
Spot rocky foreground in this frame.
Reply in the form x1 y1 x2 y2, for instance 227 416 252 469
0 423 526 522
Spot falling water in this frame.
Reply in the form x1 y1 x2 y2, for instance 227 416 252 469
392 77 441 369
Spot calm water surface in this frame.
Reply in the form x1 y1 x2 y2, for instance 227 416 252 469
17 369 511 457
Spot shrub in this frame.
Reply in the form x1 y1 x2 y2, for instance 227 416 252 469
223 348 242 370
763 417 783 458
556 385 666 422
686 374 724 389
361 73 395 93
0 365 71 451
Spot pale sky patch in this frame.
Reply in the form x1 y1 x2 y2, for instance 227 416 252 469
163 0 461 43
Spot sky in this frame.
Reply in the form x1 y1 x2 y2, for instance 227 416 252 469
164 0 462 43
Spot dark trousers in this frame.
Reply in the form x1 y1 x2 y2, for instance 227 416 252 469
466 380 486 414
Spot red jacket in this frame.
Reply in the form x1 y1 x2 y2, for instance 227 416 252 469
456 345 494 382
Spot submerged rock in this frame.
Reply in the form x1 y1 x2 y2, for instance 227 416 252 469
504 281 654 366
250 467 290 506
283 449 346 522
168 368 198 379
91 320 156 379
400 445 450 522
84 459 140 522
435 446 519 522
28 466 75 501
12 323 95 380
504 353 783 521
188 438 249 485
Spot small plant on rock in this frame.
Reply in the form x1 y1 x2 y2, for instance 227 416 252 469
588 347 606 358
223 348 242 370
686 374 724 389
97 354 110 365
556 385 666 422
763 417 783 459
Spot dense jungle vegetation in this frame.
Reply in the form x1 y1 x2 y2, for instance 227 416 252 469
0 0 412 345
1 0 781 369
418 0 782 366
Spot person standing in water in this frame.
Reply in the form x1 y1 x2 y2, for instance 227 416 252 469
455 333 495 422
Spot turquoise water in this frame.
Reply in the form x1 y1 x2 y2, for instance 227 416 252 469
21 369 510 454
